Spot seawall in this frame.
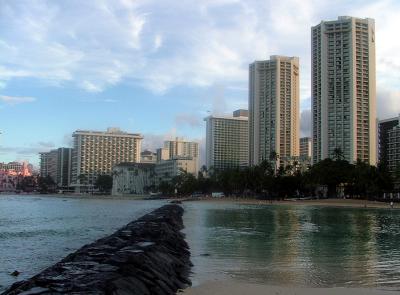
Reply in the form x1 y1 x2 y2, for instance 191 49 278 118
2 204 191 295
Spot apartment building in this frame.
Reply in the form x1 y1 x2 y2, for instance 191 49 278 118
312 16 376 165
249 55 300 166
204 110 249 171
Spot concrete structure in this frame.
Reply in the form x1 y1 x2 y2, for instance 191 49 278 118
112 163 156 195
158 138 199 172
249 55 300 166
378 116 399 167
388 125 400 173
40 150 58 181
71 128 142 192
312 16 376 165
140 150 157 164
40 148 72 188
156 147 169 163
300 137 312 158
155 157 197 183
204 110 249 171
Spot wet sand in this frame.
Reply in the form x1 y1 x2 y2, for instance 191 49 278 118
182 281 398 295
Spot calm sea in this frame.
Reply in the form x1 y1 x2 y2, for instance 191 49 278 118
1 196 400 292
183 202 400 291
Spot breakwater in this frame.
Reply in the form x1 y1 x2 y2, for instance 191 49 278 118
2 204 191 295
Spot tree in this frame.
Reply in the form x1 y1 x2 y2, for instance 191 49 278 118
38 175 56 193
332 147 345 161
95 175 113 193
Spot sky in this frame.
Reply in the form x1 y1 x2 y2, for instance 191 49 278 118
1 0 400 167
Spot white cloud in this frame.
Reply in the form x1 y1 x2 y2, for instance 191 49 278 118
0 0 399 120
0 95 36 105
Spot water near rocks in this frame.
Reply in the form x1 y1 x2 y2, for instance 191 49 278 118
1 196 400 292
0 195 165 291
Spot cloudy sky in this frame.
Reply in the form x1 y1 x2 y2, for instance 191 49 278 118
1 0 400 166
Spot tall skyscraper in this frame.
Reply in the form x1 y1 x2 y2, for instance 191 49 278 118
204 110 249 171
71 128 142 192
249 55 300 166
312 16 376 165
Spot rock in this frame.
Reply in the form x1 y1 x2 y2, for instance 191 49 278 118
2 205 191 295
10 270 20 276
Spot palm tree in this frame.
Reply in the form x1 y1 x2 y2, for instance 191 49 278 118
332 147 344 161
269 151 280 175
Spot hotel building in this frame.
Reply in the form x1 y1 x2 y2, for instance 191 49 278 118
204 110 249 171
311 16 376 165
249 55 300 166
71 128 142 192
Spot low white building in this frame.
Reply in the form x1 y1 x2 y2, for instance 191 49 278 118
112 163 156 196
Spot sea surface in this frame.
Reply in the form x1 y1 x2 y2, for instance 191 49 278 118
1 196 400 292
183 202 400 291
0 195 165 291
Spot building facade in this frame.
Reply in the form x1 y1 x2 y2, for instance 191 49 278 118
159 138 199 172
300 137 312 158
249 55 300 166
155 157 198 183
388 125 400 173
140 150 157 164
378 116 399 167
40 150 58 181
40 148 72 188
204 110 249 171
112 163 156 195
312 16 376 165
71 128 142 192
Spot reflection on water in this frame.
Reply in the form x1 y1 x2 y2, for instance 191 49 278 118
0 195 165 291
183 202 400 290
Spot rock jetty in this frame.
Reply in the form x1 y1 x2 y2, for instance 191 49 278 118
2 204 191 295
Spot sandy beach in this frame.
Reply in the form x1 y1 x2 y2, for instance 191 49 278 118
182 281 398 295
183 197 398 209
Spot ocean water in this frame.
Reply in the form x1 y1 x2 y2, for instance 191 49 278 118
1 196 400 292
0 195 165 291
183 202 400 291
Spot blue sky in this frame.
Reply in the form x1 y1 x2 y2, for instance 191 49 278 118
1 0 400 166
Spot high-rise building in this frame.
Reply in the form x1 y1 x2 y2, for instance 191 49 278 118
40 148 72 188
378 116 399 167
388 125 400 173
300 137 312 158
249 55 300 166
204 110 249 171
161 138 199 172
71 128 142 192
312 16 376 165
40 149 58 181
140 150 157 164
164 138 199 160
156 147 170 163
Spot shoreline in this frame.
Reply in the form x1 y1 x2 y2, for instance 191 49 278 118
182 197 398 209
182 280 399 295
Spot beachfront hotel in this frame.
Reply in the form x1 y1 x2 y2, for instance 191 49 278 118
311 16 377 165
249 55 300 166
71 128 142 192
204 110 249 171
